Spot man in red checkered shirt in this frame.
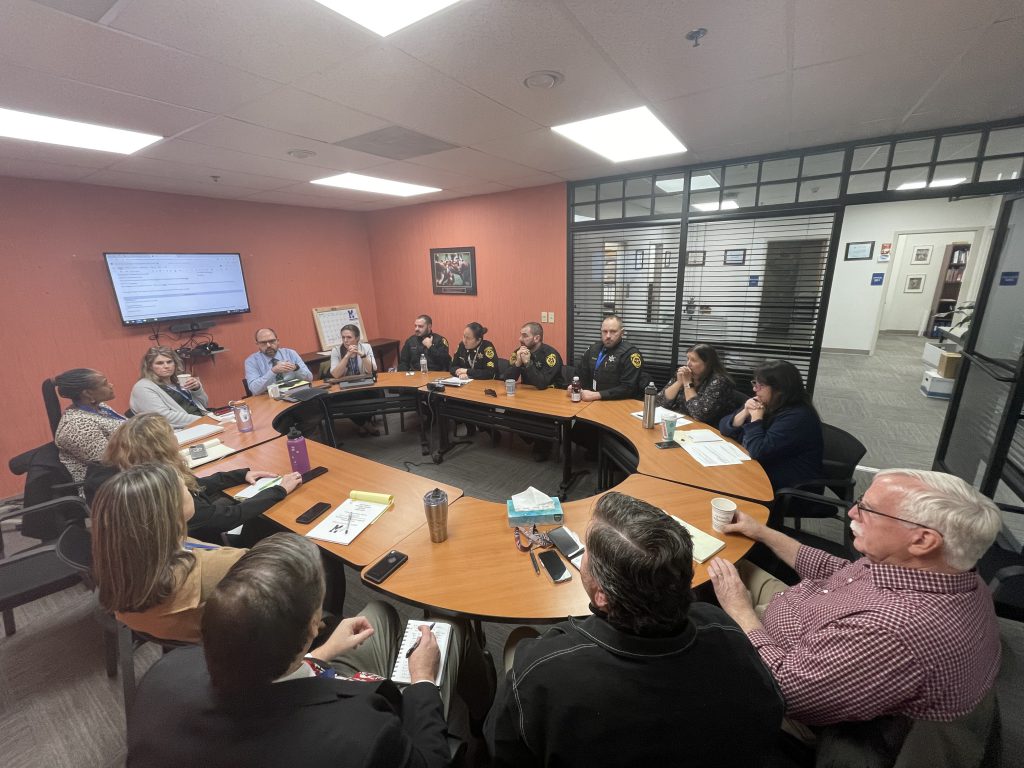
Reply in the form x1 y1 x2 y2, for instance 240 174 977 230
708 468 1002 728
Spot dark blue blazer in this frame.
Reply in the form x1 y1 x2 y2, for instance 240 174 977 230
719 405 824 491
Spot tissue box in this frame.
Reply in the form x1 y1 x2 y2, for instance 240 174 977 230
506 498 564 527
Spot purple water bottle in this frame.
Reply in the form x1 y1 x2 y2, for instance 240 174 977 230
287 426 310 474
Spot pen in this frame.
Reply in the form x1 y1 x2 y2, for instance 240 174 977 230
405 622 436 658
344 509 353 534
529 549 540 575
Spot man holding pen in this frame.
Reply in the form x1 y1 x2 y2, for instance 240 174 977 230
127 534 464 768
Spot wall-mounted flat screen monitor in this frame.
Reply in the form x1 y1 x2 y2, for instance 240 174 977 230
104 252 251 326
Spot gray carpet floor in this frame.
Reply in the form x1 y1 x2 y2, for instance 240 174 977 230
2 332 1019 766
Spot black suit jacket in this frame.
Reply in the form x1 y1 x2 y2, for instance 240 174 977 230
127 646 450 768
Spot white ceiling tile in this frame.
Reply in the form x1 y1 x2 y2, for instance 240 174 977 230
30 0 119 23
139 139 332 182
496 172 565 188
170 118 383 172
83 170 259 200
99 155 294 191
2 1 278 114
407 148 546 182
394 0 639 126
227 87 390 144
0 62 210 137
563 0 789 102
0 155 98 182
356 160 478 190
793 0 1007 68
445 181 515 195
471 128 614 173
295 43 542 146
241 189 372 210
108 0 378 83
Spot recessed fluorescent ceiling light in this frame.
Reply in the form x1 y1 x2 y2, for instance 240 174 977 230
311 172 441 197
897 177 968 190
312 0 461 36
655 178 686 194
689 173 720 190
692 200 739 212
551 107 686 163
0 106 161 154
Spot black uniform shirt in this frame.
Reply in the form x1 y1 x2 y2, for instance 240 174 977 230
450 340 499 379
398 333 451 371
507 342 564 389
577 339 645 400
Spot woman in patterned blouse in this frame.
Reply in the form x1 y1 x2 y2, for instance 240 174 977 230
655 344 736 425
52 368 127 483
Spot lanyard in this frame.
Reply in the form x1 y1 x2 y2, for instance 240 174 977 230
594 349 609 390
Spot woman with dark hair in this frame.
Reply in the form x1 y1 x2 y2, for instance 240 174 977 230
718 359 823 491
52 368 126 482
656 343 735 425
92 462 246 643
451 322 498 380
130 345 209 427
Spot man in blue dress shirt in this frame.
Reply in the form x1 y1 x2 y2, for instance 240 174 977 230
244 327 313 395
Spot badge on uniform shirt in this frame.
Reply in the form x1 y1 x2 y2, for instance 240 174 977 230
630 352 642 369
487 360 494 368
509 352 517 364
545 353 556 367
485 346 494 359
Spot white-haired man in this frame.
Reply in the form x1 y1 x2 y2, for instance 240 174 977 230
709 468 1002 729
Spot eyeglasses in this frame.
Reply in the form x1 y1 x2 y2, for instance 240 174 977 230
514 525 553 552
256 338 278 345
750 380 767 390
853 496 941 534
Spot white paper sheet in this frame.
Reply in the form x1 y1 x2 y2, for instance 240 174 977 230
630 406 692 426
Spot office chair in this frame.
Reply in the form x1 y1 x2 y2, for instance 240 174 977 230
41 377 63 437
242 377 253 397
977 502 1024 621
0 497 89 636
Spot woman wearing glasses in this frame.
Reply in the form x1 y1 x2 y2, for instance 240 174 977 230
719 359 823 491
130 346 209 427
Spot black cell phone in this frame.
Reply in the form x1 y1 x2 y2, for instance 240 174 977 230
301 466 328 483
655 440 681 449
365 550 409 584
188 444 208 459
547 526 585 562
296 501 331 524
484 388 498 397
537 550 571 584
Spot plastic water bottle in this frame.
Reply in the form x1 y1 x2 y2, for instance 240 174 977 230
641 382 657 428
419 353 428 373
570 376 582 403
287 426 310 474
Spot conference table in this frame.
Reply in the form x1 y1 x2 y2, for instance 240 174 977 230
193 375 772 622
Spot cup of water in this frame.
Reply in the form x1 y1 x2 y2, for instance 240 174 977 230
661 413 679 441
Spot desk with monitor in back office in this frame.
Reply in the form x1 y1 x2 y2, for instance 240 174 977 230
194 376 771 622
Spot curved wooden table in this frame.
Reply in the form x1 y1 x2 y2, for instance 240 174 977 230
359 474 769 623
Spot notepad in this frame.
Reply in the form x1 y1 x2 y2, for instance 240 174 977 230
391 620 452 686
434 376 473 387
305 491 394 545
232 475 283 499
670 515 727 564
630 406 693 426
181 438 233 468
175 423 224 445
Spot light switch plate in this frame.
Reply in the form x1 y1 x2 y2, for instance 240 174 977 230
548 311 555 323
540 311 549 322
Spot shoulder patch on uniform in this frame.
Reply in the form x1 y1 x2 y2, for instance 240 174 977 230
485 346 494 359
630 352 642 369
442 338 449 347
545 353 556 367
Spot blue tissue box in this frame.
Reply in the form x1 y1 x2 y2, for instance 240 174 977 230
506 497 564 528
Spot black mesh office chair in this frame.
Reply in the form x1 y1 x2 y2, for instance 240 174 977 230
977 503 1024 622
42 377 63 437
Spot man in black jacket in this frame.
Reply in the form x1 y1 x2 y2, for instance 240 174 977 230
507 322 564 390
485 492 784 768
127 533 454 768
573 314 645 401
398 314 451 372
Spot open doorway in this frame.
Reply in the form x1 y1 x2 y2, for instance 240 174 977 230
759 239 828 342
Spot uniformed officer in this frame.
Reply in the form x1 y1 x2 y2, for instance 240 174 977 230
508 322 564 389
451 322 499 379
572 315 646 401
397 314 451 372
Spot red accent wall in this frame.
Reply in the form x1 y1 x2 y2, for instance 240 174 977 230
366 183 567 359
0 177 376 497
0 178 567 498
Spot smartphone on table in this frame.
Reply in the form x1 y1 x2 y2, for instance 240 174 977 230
365 550 409 584
537 550 571 584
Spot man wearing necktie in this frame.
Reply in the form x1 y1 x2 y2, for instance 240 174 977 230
244 328 314 395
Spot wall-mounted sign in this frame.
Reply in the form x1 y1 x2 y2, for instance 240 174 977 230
1000 271 1019 286
748 275 760 287
878 243 892 262
871 273 884 286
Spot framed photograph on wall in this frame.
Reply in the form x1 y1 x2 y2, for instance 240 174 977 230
844 241 874 261
911 245 933 265
634 248 645 269
430 247 477 295
686 250 705 266
904 274 926 293
724 248 746 265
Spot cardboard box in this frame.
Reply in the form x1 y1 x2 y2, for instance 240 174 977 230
922 341 957 367
936 351 962 379
921 368 955 399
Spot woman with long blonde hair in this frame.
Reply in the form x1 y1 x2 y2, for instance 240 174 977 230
129 345 209 427
92 463 245 642
85 413 301 544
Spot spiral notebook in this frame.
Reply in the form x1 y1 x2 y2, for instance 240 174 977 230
391 620 452 686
